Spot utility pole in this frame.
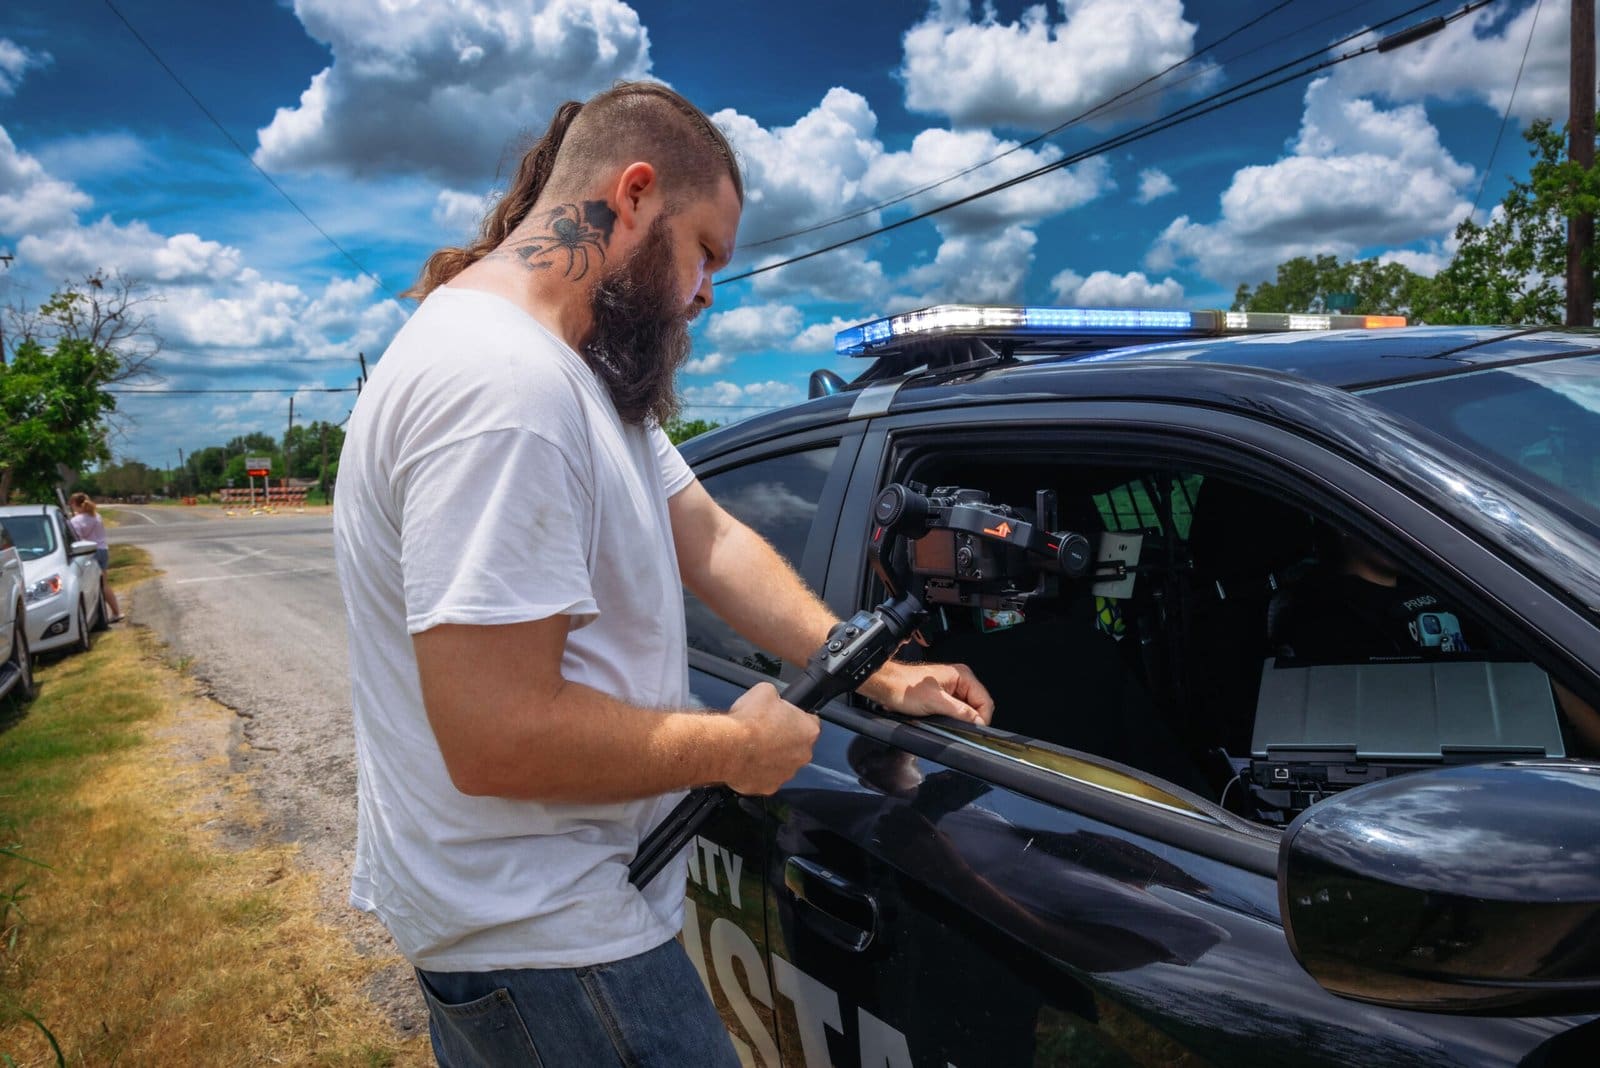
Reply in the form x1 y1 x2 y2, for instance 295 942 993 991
320 422 330 504
177 448 185 497
0 252 12 365
1569 0 1596 326
285 396 295 495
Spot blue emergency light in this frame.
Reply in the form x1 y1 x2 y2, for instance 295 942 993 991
834 304 1405 357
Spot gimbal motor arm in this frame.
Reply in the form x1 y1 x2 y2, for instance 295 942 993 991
627 483 1090 889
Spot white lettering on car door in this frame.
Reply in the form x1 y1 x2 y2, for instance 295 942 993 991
680 897 712 992
682 839 948 1068
710 917 781 1068
772 953 844 1067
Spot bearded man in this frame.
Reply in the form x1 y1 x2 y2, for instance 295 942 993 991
333 82 993 1066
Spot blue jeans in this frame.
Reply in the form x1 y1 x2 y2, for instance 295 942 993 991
415 938 740 1067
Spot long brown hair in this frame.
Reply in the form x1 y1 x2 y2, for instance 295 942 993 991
406 82 743 300
69 492 97 516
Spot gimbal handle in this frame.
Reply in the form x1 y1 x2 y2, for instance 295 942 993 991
629 483 1081 889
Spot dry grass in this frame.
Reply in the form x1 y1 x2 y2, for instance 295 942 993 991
0 548 429 1066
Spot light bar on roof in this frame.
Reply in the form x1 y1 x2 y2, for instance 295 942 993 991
836 304 1407 356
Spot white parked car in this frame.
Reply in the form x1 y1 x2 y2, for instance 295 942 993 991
0 518 34 704
0 504 105 657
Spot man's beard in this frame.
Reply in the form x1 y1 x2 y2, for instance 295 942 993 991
583 214 692 426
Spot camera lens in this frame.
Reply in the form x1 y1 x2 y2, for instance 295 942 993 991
1056 533 1092 577
874 484 929 534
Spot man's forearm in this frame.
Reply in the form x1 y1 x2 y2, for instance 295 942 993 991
671 486 993 723
687 518 838 665
434 677 741 803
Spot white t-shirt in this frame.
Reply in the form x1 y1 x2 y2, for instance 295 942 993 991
333 286 696 971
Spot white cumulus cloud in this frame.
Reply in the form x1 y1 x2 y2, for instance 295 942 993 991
749 244 891 304
1135 167 1176 204
0 126 91 235
256 0 653 182
1051 268 1185 307
17 217 244 284
680 378 804 423
861 127 1111 236
682 351 733 375
0 39 50 96
718 88 1113 305
897 223 1039 307
899 0 1201 128
790 316 861 353
433 188 493 237
703 303 804 352
1146 78 1474 285
714 88 885 252
1332 0 1583 122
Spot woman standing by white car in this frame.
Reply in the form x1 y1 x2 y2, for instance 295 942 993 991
68 493 122 624
0 503 105 656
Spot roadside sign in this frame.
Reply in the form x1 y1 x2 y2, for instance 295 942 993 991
1325 292 1359 311
246 456 271 477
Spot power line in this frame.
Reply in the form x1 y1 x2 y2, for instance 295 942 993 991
1472 0 1543 217
100 0 398 301
681 402 786 409
717 0 1490 287
742 0 1306 250
106 388 778 408
108 387 359 395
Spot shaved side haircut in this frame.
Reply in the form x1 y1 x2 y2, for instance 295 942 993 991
407 82 742 300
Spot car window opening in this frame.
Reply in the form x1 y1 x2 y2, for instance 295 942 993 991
880 451 1596 829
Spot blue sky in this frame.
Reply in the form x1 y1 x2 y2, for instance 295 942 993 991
0 0 1581 468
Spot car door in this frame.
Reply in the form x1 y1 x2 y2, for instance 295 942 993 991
761 401 1591 1067
676 425 864 1065
0 521 19 657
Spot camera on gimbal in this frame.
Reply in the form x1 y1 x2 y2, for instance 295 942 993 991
871 483 1093 612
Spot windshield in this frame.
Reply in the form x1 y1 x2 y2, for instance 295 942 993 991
0 515 58 561
1367 354 1600 537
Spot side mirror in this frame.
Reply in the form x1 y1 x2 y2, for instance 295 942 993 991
1280 760 1600 1016
68 540 99 558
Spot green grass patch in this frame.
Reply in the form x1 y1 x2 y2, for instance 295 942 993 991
0 547 427 1065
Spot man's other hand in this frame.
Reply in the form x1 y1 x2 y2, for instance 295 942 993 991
861 661 995 726
723 682 820 795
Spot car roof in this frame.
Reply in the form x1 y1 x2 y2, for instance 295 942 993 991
681 326 1600 462
1041 325 1600 390
0 504 57 516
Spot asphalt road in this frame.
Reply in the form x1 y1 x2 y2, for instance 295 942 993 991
111 505 352 849
107 505 422 1026
112 505 353 824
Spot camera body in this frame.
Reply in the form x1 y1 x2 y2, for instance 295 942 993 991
874 484 1090 611
910 499 1033 610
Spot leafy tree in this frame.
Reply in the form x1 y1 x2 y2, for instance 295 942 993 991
0 337 118 502
1237 119 1599 327
93 460 162 499
184 445 231 493
4 271 161 382
1232 254 1429 316
1416 118 1596 325
663 417 720 445
226 432 279 455
0 273 160 502
283 421 345 481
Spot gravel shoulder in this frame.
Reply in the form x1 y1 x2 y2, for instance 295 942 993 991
119 513 428 1034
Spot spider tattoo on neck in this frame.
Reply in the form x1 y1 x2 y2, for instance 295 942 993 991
502 201 617 280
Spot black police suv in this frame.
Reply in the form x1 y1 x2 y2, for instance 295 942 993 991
665 306 1600 1067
